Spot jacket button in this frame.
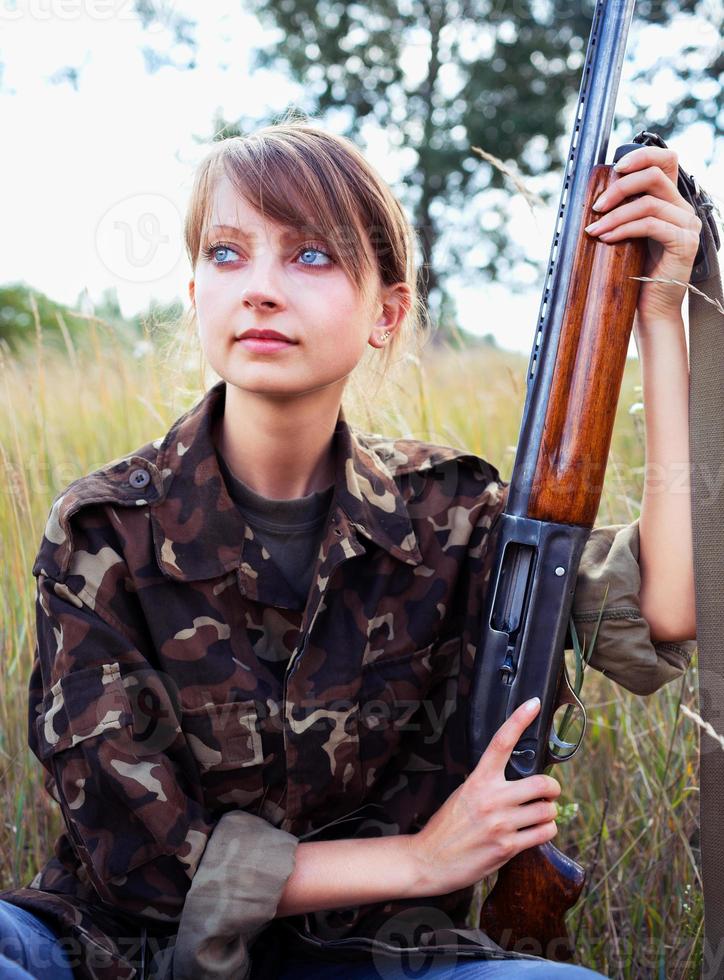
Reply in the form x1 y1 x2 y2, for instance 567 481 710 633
129 467 151 489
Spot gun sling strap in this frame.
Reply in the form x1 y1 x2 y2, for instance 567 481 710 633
687 198 724 978
637 131 724 977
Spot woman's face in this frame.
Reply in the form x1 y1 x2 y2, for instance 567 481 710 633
189 175 407 401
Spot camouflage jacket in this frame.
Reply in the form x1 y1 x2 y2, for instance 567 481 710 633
0 380 696 980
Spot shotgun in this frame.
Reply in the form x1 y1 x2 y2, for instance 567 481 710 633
467 0 649 960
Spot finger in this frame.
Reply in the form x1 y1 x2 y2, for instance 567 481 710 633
596 216 700 255
511 799 559 831
512 820 558 853
613 145 679 184
586 195 702 237
476 697 541 775
504 773 562 806
593 166 693 216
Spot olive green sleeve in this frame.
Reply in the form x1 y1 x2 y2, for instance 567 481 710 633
570 519 696 696
172 809 299 980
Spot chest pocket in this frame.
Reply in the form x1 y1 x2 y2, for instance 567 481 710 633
357 635 462 789
182 699 268 810
34 662 136 760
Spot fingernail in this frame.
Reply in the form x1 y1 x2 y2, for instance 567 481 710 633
591 196 606 211
613 159 628 172
524 697 540 712
585 221 602 233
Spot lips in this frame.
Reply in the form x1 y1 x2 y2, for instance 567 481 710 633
237 329 295 343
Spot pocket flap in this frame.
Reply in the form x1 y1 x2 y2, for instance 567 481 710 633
182 700 265 771
35 662 134 760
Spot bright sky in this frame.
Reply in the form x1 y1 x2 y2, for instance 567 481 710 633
0 0 720 354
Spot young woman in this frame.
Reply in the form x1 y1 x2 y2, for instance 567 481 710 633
0 121 698 980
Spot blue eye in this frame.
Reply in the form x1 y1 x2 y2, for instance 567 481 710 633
297 244 333 267
203 243 239 265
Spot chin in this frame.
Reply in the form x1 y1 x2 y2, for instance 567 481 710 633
222 371 308 396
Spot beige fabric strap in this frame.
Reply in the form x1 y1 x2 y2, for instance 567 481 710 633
687 215 724 980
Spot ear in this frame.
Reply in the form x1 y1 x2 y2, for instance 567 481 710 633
368 282 412 349
188 279 195 309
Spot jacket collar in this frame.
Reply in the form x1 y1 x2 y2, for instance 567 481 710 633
151 380 422 581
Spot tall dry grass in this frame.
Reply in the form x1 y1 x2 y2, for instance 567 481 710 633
0 311 703 978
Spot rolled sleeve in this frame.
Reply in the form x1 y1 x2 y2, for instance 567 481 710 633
570 519 697 695
172 810 298 980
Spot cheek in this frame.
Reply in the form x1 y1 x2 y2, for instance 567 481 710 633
319 287 373 345
318 314 370 363
193 274 228 330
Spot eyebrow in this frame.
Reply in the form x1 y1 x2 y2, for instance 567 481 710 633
206 223 311 242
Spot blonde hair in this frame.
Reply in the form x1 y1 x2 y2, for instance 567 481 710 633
175 117 427 397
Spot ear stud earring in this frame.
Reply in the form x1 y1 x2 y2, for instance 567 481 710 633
380 331 391 342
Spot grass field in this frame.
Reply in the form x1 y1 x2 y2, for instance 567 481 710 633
0 313 702 978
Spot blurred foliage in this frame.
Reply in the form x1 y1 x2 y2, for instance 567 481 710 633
133 0 198 71
0 283 89 357
0 282 184 359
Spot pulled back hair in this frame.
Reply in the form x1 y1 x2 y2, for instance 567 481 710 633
180 118 427 392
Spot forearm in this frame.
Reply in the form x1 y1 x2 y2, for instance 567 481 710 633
634 310 696 641
275 833 420 918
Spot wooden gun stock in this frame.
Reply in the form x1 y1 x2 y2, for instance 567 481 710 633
479 163 647 959
481 842 586 961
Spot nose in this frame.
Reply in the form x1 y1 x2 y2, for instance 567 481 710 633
241 290 282 310
242 289 282 310
240 252 286 311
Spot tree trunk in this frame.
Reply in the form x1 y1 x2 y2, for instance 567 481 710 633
414 0 449 345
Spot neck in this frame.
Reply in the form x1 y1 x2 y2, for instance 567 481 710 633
215 383 340 499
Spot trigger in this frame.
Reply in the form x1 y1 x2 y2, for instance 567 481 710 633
549 730 580 752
